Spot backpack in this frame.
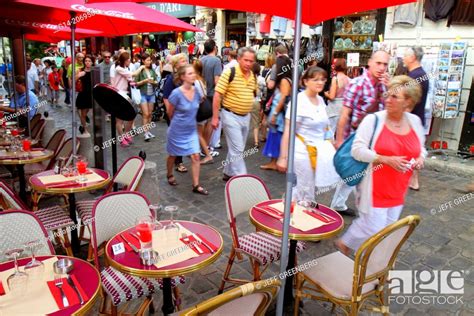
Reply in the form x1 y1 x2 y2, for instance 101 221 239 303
228 67 257 97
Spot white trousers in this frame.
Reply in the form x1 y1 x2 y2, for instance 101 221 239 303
221 109 250 176
330 182 355 211
210 111 222 148
293 151 316 201
340 205 404 251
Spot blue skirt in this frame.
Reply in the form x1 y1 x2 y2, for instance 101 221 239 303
262 130 282 158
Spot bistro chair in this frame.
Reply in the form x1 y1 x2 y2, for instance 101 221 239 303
294 215 421 316
30 118 46 143
77 156 145 260
90 191 185 315
0 180 74 256
29 113 41 130
219 175 305 293
0 210 55 262
176 278 280 315
25 129 66 175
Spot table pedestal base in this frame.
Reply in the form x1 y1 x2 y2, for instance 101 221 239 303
283 240 298 310
162 278 175 315
68 193 80 256
17 164 27 203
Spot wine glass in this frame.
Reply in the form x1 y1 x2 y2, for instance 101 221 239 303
149 204 163 231
24 240 45 280
75 155 88 183
5 248 28 295
135 215 155 252
163 205 180 242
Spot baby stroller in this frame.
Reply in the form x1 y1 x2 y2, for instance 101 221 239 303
151 77 167 122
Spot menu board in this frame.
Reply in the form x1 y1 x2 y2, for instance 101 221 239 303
433 42 467 119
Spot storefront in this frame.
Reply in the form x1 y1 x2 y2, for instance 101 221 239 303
382 2 474 154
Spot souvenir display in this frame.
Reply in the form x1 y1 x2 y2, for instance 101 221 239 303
433 41 468 119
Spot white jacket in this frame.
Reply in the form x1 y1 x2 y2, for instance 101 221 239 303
351 111 427 214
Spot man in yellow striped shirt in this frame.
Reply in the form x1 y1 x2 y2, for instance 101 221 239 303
212 47 257 180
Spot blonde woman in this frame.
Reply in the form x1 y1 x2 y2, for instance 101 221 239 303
336 75 426 255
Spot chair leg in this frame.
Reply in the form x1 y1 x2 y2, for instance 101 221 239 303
87 243 95 262
148 295 156 314
294 274 303 316
62 230 74 257
252 259 261 281
173 286 182 311
218 248 236 294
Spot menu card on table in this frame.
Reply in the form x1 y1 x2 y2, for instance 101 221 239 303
266 202 336 232
0 257 60 315
151 225 200 269
38 171 105 186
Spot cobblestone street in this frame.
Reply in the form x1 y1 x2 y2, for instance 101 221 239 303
41 97 473 315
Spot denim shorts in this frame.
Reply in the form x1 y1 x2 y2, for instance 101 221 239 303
141 94 156 104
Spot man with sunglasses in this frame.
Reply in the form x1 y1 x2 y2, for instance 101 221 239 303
331 50 390 216
99 51 112 84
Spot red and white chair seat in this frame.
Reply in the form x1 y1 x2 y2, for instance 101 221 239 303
77 199 96 224
35 206 75 231
101 266 185 306
238 232 305 266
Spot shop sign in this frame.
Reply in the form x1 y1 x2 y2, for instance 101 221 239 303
347 53 360 67
144 3 195 18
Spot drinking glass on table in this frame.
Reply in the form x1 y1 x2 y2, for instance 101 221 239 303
163 205 180 242
22 138 32 152
75 155 88 183
149 204 163 230
4 248 28 295
281 193 297 214
24 240 45 280
136 215 155 252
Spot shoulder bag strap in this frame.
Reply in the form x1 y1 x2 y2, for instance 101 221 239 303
368 114 379 148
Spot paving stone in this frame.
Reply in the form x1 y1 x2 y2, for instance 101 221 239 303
423 256 449 269
450 257 473 270
424 234 451 248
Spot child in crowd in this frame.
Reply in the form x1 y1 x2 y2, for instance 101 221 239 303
48 65 60 106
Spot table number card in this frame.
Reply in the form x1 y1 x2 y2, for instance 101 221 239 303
112 243 125 255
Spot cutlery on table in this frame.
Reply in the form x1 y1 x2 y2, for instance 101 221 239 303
67 275 84 305
129 232 140 241
191 233 215 254
254 206 283 219
120 233 139 253
55 278 69 308
181 233 203 254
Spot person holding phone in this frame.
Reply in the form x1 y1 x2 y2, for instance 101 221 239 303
331 50 390 215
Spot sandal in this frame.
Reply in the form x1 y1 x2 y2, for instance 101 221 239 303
175 163 188 173
192 184 209 195
167 175 178 186
200 157 214 165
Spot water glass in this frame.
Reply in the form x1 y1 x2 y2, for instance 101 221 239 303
163 205 180 242
281 193 296 214
75 155 88 183
22 138 32 152
5 248 28 295
24 240 45 280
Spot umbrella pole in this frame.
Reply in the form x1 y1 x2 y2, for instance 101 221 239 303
276 0 303 314
21 32 31 137
1 37 12 99
70 11 78 156
8 36 20 126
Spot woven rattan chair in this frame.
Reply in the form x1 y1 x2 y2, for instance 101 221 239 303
31 118 46 143
25 129 66 175
0 210 55 262
219 175 305 293
90 191 184 315
176 278 280 315
0 180 74 256
77 156 145 260
29 113 41 130
294 215 421 316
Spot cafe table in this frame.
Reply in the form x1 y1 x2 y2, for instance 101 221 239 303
105 220 224 315
249 199 344 309
0 255 100 315
30 168 111 256
0 149 53 202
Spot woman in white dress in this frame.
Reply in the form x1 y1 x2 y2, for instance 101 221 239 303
277 66 340 200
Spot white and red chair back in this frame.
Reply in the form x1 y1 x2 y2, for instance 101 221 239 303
0 210 55 262
0 180 26 210
106 156 145 192
91 191 152 268
46 137 80 170
225 175 271 247
45 129 66 157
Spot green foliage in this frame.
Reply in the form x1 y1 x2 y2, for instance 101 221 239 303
26 41 50 60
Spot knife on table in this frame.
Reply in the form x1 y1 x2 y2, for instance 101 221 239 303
191 233 215 254
67 275 84 305
120 233 139 253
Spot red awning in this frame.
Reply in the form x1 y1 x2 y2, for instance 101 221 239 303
5 0 201 36
85 0 415 25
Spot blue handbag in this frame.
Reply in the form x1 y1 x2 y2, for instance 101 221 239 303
333 114 379 186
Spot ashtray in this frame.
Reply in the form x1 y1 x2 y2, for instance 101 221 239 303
140 250 159 266
53 258 74 274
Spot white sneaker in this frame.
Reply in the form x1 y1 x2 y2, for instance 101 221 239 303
144 133 151 142
77 131 91 138
148 132 156 138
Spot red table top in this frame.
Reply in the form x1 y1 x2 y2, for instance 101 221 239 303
105 220 224 278
29 168 111 194
249 199 345 241
0 255 100 316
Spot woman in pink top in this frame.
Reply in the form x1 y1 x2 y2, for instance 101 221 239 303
324 58 350 137
111 52 144 147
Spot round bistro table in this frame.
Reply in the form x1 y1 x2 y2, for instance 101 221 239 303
249 199 344 310
0 255 100 315
105 220 224 315
30 168 111 256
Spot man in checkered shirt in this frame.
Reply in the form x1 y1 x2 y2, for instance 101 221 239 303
331 50 390 215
